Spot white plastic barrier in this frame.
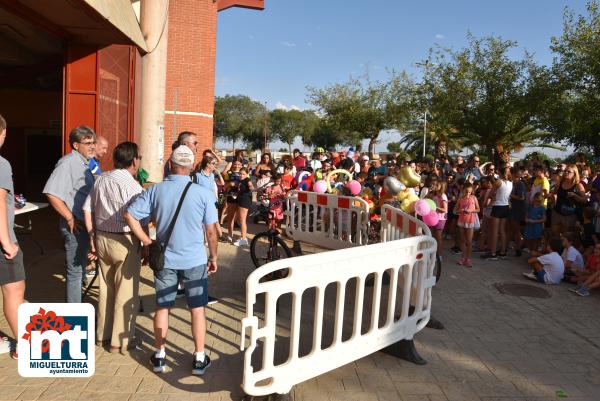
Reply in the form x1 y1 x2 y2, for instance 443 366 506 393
381 204 431 241
285 190 370 249
240 219 437 396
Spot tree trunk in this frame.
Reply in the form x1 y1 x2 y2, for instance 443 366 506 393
288 143 292 154
368 137 377 157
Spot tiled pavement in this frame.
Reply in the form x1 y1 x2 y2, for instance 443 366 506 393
1 208 600 400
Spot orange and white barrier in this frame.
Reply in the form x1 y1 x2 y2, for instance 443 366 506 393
285 190 370 249
381 204 431 241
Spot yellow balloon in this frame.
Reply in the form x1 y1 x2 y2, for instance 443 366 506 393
407 193 420 204
401 198 415 213
397 188 410 202
325 169 353 193
399 166 421 188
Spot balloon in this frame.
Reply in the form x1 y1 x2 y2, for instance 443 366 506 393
325 169 353 193
414 199 432 216
360 187 373 199
398 166 421 188
406 193 419 204
425 198 436 211
423 211 440 227
313 180 328 193
397 189 409 202
383 176 404 195
401 198 416 213
347 180 362 195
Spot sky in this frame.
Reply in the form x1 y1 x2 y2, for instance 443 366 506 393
215 0 590 155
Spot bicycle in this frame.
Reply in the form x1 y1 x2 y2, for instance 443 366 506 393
250 195 293 269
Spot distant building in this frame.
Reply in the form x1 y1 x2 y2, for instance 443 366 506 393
0 0 264 196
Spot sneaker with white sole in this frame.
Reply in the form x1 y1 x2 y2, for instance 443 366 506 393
192 354 211 375
575 287 590 297
234 238 249 247
150 354 166 373
522 272 537 281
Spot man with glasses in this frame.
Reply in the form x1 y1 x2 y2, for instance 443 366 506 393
83 142 144 352
464 155 483 182
44 126 96 303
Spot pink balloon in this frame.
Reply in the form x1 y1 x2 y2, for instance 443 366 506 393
414 199 431 216
347 180 362 196
423 211 440 227
313 180 328 193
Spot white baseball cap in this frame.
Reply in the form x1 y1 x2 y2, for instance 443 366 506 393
361 155 370 161
170 145 194 168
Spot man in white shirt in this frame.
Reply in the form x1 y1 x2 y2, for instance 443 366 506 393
83 142 144 352
524 237 565 284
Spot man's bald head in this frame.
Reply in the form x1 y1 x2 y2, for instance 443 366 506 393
95 136 109 159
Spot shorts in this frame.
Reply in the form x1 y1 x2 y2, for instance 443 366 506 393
154 264 208 308
434 219 447 231
535 269 547 284
491 205 509 219
0 247 25 285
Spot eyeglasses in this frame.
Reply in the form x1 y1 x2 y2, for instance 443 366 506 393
474 160 480 163
78 141 96 146
565 170 575 174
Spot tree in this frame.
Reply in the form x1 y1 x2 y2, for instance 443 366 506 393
546 1 600 156
419 35 559 161
214 95 266 150
269 109 305 153
301 110 321 148
306 72 415 155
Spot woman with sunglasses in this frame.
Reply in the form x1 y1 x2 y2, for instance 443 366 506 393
552 164 587 234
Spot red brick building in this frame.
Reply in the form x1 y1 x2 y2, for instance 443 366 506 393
0 0 264 197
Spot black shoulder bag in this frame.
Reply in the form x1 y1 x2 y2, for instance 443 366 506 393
149 182 193 272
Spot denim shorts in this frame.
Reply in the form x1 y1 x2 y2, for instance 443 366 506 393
154 264 208 308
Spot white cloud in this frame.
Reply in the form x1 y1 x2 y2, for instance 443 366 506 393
307 42 313 47
249 34 254 40
435 34 445 40
280 41 296 47
275 102 301 111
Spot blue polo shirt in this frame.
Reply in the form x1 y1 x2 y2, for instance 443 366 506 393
127 174 218 269
193 170 217 198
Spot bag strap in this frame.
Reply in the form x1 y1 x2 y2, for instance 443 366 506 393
163 181 193 247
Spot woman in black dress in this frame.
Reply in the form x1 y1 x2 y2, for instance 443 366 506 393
228 167 254 246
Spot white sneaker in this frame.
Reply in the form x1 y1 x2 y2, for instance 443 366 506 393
522 272 537 281
0 337 10 354
234 238 249 247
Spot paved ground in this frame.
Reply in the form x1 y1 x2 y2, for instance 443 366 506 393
1 208 600 401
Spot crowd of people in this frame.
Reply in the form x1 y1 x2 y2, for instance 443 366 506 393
1 110 599 375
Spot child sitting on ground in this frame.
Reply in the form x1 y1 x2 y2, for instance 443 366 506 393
571 243 600 296
568 242 600 284
581 207 598 254
523 237 564 284
561 232 585 280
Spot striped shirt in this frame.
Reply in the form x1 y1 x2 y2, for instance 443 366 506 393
83 169 143 233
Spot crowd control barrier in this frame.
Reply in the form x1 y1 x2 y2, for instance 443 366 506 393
381 203 431 241
284 190 370 249
241 203 437 396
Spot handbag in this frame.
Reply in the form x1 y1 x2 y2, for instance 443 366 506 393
148 182 193 272
473 212 481 230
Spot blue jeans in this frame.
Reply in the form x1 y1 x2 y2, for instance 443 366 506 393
60 222 90 303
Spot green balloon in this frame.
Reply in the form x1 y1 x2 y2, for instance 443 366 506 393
425 198 436 211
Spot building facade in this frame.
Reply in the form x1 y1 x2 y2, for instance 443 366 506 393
0 0 263 197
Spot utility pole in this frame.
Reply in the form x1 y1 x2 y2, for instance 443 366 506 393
423 111 427 158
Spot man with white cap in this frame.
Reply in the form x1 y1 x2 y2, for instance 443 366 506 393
125 145 219 375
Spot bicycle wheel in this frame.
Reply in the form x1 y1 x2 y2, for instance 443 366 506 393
250 232 293 268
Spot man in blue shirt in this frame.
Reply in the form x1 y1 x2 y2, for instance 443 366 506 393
125 145 218 376
89 136 108 175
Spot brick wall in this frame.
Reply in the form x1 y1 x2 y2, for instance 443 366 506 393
164 0 217 163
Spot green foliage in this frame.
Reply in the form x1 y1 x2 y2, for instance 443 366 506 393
546 1 600 156
419 35 553 161
214 95 266 149
306 72 416 154
524 151 556 166
387 141 403 153
269 108 305 152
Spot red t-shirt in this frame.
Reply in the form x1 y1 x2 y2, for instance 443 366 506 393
281 173 294 190
293 156 306 170
586 254 600 272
